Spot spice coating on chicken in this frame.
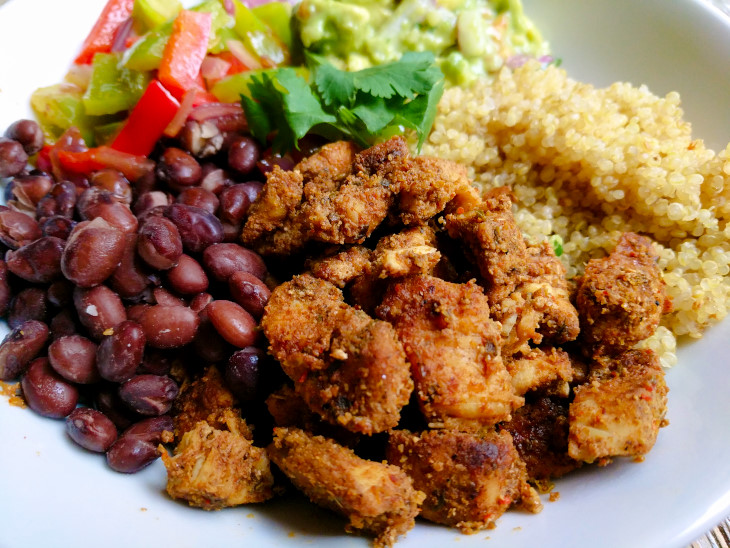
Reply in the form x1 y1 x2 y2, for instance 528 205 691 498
446 189 579 355
172 365 238 441
575 232 671 356
386 429 541 532
268 427 425 548
376 275 522 430
505 346 573 397
261 274 413 434
502 396 581 481
161 416 274 510
242 137 481 257
568 348 669 463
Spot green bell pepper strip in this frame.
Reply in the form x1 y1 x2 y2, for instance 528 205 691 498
232 1 289 67
251 2 293 52
122 0 233 71
30 83 97 145
132 0 182 32
82 52 151 116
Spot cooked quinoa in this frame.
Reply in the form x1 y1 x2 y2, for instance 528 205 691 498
421 61 730 367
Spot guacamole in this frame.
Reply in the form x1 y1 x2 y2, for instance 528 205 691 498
294 0 548 85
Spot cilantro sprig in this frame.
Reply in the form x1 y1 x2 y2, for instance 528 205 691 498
240 52 445 154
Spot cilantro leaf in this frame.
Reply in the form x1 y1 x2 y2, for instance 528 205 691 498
242 52 445 154
277 69 337 142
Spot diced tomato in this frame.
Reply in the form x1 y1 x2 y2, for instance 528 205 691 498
57 147 155 182
158 10 212 100
74 0 135 64
111 79 180 157
216 50 253 75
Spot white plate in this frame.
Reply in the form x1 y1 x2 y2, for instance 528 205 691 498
1 1 730 547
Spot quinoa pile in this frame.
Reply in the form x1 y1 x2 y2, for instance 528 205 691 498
422 61 730 367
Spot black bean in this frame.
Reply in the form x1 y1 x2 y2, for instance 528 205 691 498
0 137 28 178
66 407 118 453
227 136 260 175
4 119 44 155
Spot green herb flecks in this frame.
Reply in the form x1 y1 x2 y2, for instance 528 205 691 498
549 234 564 257
240 51 445 154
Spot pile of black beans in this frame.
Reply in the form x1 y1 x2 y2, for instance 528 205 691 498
0 110 284 474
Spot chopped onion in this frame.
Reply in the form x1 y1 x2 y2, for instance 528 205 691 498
201 55 231 87
111 18 134 54
164 89 197 138
189 102 245 123
226 39 263 71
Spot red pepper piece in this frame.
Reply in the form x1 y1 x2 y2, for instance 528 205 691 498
158 10 213 101
74 0 135 64
57 147 154 183
112 80 180 157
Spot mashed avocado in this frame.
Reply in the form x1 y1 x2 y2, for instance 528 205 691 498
294 0 547 85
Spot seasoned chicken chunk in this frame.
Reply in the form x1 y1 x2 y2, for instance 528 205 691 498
268 427 424 548
446 189 579 355
241 166 305 252
502 396 581 481
347 226 442 313
265 384 360 447
242 137 481 256
383 155 476 225
523 241 580 344
575 232 671 356
568 349 669 463
307 246 374 288
386 429 541 532
261 274 413 434
172 365 237 441
505 346 573 397
376 275 522 430
161 416 274 510
445 188 529 305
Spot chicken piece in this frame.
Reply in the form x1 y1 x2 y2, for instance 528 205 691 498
502 396 581 481
241 166 304 247
523 241 580 343
383 155 476 225
261 274 413 434
505 346 573 397
386 429 541 532
296 140 359 186
372 226 441 279
161 416 274 510
301 173 394 245
568 348 669 463
348 226 442 313
352 135 410 175
265 384 360 447
307 246 374 288
376 275 522 430
575 232 671 356
445 188 529 305
446 190 579 355
268 427 424 548
243 137 481 256
172 365 238 441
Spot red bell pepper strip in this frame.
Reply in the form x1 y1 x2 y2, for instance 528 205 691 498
158 10 212 101
57 146 155 182
74 0 135 64
111 79 180 156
